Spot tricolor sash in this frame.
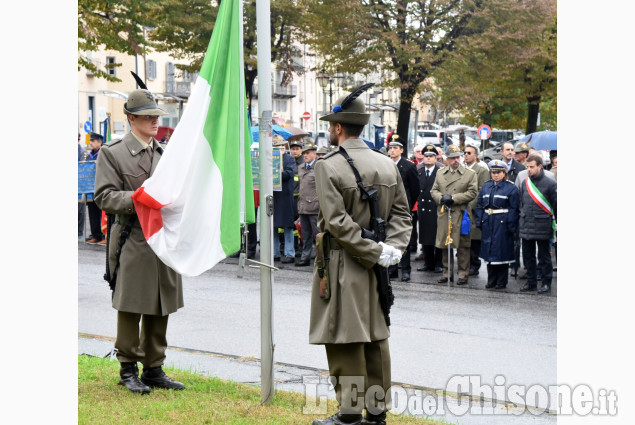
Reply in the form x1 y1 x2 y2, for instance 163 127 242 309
526 177 556 236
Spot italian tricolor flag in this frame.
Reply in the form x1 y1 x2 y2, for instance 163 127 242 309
131 0 254 276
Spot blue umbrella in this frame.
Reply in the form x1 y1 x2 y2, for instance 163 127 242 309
519 130 557 151
250 125 293 142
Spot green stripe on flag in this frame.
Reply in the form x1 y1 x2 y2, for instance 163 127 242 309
199 0 255 254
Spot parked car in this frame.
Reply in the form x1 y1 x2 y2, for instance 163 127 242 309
417 130 442 146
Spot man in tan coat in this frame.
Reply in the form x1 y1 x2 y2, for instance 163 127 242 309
463 145 490 276
95 87 184 394
430 145 478 285
309 89 412 425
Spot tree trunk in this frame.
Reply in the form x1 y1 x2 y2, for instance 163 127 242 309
396 87 417 158
245 68 257 124
526 95 541 135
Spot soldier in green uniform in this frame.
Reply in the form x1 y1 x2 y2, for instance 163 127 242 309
94 85 185 394
430 145 478 285
309 89 412 425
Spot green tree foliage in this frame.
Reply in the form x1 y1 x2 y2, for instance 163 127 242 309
300 0 477 153
432 0 557 134
148 0 304 117
78 0 157 81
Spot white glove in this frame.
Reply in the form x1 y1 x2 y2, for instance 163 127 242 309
378 242 402 267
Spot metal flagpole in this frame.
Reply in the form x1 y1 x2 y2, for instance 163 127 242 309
256 0 275 404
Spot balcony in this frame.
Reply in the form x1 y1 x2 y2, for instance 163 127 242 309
252 83 297 99
165 81 191 98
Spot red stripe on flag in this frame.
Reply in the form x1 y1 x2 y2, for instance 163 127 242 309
131 187 166 240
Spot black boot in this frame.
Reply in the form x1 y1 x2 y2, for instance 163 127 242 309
520 282 537 292
537 284 551 294
363 411 387 425
119 362 151 394
312 412 363 425
141 366 185 390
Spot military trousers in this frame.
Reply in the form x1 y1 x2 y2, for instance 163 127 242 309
115 311 169 368
441 233 471 280
299 213 319 261
324 338 391 415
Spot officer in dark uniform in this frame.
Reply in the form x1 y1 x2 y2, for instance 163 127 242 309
416 144 444 273
387 135 420 282
289 140 304 255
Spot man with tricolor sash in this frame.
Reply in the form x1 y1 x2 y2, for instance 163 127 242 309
518 154 557 294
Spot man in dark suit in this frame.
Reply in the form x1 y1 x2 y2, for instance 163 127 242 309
387 135 419 281
501 141 526 183
416 144 444 274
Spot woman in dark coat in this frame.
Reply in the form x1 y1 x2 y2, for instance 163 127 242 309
475 160 520 289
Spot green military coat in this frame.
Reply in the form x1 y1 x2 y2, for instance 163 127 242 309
309 139 412 345
430 165 478 250
467 163 490 240
94 133 183 316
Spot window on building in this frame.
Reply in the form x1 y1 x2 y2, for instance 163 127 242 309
147 60 157 80
106 56 117 77
166 62 175 92
183 70 198 82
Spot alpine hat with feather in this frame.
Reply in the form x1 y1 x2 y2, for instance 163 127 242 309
123 71 167 116
319 83 374 126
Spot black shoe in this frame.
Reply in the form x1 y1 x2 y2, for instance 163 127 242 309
485 282 496 289
434 266 443 273
363 412 387 425
401 272 410 282
456 278 468 285
280 256 294 263
469 268 479 276
438 277 453 284
295 259 310 267
141 366 185 390
229 251 241 258
520 283 537 292
119 362 151 394
312 412 363 425
495 284 507 289
295 251 302 257
537 284 551 294
274 256 280 261
417 265 433 272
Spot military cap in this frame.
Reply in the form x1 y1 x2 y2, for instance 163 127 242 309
123 89 167 116
422 144 437 156
514 142 530 153
316 146 330 155
388 134 404 148
302 142 317 153
445 144 462 158
289 140 303 148
319 87 371 126
89 132 103 142
488 159 507 172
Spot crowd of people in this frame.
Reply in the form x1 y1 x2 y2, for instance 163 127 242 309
249 133 557 294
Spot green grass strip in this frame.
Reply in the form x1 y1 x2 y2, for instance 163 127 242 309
78 355 447 424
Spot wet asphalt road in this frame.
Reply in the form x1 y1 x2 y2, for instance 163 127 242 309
78 241 556 424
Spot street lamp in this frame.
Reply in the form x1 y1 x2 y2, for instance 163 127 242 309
317 69 343 111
